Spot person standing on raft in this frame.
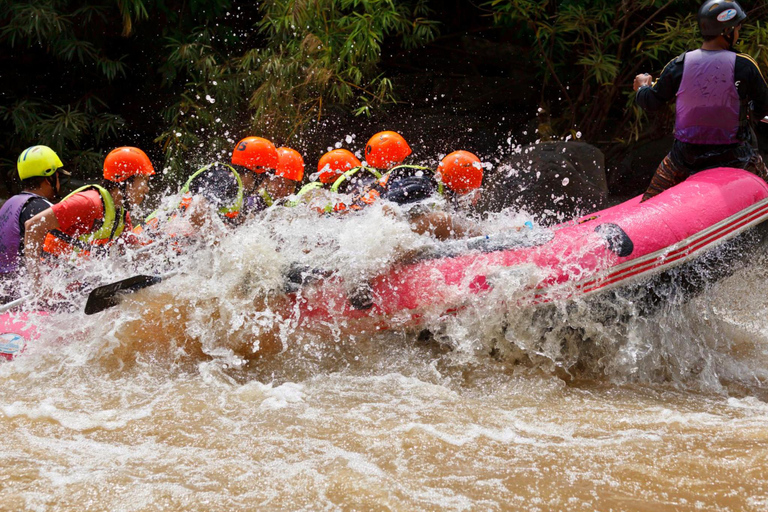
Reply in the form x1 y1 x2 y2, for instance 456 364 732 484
0 146 71 300
634 0 768 201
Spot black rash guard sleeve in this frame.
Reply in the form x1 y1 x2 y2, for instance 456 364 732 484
18 197 52 233
735 54 768 118
635 54 684 112
17 196 52 253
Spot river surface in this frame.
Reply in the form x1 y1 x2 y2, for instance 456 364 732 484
2 198 768 511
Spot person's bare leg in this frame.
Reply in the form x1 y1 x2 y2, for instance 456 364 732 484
641 154 690 202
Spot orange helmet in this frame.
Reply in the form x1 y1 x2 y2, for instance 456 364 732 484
436 151 483 194
231 136 279 173
317 149 362 184
365 131 412 169
275 147 305 182
103 147 155 183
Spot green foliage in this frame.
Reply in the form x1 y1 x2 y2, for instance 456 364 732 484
1 0 138 77
154 24 249 174
0 0 147 189
2 0 437 182
251 0 437 136
10 0 768 192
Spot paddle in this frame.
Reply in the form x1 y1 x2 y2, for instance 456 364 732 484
84 272 176 315
0 295 31 314
84 227 549 314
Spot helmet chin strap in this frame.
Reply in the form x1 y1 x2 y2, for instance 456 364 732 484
47 175 61 200
724 29 736 50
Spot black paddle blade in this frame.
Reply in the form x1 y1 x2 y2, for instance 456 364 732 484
84 275 163 315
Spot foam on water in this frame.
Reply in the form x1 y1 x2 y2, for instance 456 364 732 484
13 188 768 396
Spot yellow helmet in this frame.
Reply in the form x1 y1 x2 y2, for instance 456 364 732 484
17 145 64 181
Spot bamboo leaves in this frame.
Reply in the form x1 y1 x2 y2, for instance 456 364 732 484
250 0 438 138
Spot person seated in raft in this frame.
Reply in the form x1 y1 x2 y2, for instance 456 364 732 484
243 146 305 215
364 130 429 175
289 149 381 212
331 130 428 212
0 145 71 301
327 143 382 197
23 146 155 285
634 0 768 201
270 146 305 202
341 150 486 241
409 150 485 240
229 137 304 216
136 162 244 244
230 136 279 215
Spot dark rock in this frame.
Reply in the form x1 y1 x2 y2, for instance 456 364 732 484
607 134 672 199
478 141 607 223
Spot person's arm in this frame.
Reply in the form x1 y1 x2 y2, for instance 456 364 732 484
23 207 61 285
409 211 481 241
736 54 768 118
18 197 54 252
635 54 683 112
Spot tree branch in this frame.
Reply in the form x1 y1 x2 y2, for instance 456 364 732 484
621 0 675 44
535 31 575 124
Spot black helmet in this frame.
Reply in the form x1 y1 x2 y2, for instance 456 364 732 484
698 0 747 37
188 164 240 207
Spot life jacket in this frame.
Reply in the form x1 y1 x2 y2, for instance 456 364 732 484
329 166 382 194
135 163 243 242
675 49 741 145
387 164 433 176
337 165 439 212
287 182 323 208
42 185 125 258
0 192 50 274
131 214 159 242
180 163 244 218
287 167 383 213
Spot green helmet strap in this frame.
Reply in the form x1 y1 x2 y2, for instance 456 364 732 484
181 162 244 216
330 166 382 193
258 187 273 207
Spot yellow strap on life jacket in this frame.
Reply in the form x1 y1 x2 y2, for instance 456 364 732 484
329 166 382 193
61 184 125 245
180 163 244 217
287 182 324 207
258 187 273 207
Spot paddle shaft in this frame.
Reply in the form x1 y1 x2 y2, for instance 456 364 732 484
0 295 30 314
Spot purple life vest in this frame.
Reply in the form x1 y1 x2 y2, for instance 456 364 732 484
0 193 42 274
675 49 741 145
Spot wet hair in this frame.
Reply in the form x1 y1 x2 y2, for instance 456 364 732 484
21 176 48 189
231 163 267 190
188 164 239 207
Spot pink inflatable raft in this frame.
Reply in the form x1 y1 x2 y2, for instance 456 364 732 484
4 167 768 351
0 311 44 361
289 167 768 330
